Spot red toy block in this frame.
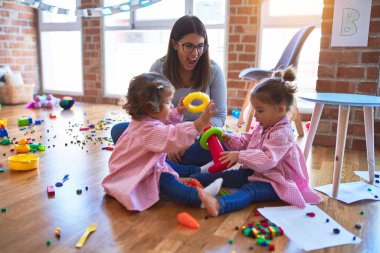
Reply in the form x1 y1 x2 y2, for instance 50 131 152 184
47 185 55 196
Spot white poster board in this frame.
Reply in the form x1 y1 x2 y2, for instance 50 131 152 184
331 0 372 47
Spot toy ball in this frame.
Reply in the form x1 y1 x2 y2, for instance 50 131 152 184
59 96 75 110
231 109 241 118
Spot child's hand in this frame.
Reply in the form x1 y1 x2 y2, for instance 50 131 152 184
176 97 187 114
167 147 187 163
194 101 217 132
222 133 231 142
219 151 239 168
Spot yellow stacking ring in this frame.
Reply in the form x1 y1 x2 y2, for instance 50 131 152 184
183 92 210 113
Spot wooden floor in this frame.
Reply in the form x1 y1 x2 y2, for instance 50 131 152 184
0 103 379 253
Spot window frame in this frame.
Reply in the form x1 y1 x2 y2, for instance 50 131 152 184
102 0 227 98
259 0 322 67
38 0 84 95
259 0 323 113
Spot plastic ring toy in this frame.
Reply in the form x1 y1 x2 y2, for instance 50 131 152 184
200 127 223 150
183 92 210 113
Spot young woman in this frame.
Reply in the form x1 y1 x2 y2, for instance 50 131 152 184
111 15 227 166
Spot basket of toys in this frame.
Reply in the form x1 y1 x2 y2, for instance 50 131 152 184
0 83 35 105
0 69 35 105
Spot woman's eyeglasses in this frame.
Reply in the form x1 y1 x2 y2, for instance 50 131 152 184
177 41 209 54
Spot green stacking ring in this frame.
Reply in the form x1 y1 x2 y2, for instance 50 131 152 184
199 127 223 150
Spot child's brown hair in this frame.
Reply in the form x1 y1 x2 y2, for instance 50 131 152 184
250 67 297 112
122 72 174 120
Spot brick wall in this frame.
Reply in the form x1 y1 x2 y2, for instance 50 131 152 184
0 0 39 88
226 0 260 112
81 0 103 104
315 0 380 149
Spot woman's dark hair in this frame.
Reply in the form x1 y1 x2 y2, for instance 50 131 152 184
163 15 211 91
250 66 297 112
122 72 174 120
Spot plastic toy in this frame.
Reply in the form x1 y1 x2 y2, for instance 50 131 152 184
55 174 69 187
26 94 60 109
59 96 75 110
200 126 235 173
231 109 241 118
0 137 12 145
8 154 39 170
0 119 7 128
28 143 46 151
305 121 311 131
242 219 283 248
55 227 61 238
183 178 204 188
76 224 97 248
0 128 8 137
177 212 200 229
183 92 210 113
47 185 55 196
18 116 33 126
15 138 31 153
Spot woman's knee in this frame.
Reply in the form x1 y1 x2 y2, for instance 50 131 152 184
111 122 129 143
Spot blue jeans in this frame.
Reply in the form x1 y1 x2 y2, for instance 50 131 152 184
167 161 201 177
159 173 201 207
191 169 280 215
111 122 212 166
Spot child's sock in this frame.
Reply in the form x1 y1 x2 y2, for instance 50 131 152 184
200 161 214 173
201 178 223 208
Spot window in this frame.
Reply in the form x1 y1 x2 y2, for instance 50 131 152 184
103 0 226 96
260 0 323 112
39 0 83 94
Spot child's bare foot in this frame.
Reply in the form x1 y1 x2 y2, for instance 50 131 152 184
196 187 220 217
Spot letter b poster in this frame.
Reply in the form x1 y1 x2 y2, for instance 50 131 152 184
331 0 372 47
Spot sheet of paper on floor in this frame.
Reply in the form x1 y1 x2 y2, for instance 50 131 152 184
314 181 380 203
258 205 361 251
354 171 380 188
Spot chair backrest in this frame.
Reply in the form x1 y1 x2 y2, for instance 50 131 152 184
273 25 315 70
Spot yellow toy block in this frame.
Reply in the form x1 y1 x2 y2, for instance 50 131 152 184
0 119 7 128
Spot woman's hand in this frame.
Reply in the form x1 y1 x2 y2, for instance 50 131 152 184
167 147 187 164
176 97 187 114
222 133 231 142
219 151 239 168
194 101 217 132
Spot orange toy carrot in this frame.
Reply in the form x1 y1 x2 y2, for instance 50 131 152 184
184 178 204 189
177 212 200 229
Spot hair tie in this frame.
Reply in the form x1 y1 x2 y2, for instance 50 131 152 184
157 85 164 89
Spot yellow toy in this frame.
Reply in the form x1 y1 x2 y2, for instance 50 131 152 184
8 154 39 170
0 119 7 128
15 138 31 153
183 92 210 113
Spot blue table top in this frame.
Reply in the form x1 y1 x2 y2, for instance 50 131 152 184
298 92 380 107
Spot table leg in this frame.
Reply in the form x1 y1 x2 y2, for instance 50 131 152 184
303 103 324 161
363 106 375 184
332 105 350 198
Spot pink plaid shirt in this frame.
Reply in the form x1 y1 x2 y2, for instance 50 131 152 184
225 116 322 208
102 109 199 211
